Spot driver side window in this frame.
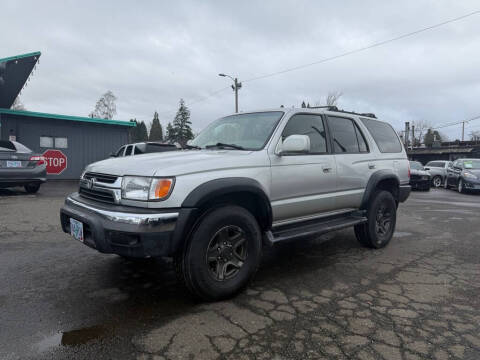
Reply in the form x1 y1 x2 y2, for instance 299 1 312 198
282 114 327 154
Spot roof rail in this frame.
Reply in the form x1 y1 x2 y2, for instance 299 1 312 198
307 105 377 119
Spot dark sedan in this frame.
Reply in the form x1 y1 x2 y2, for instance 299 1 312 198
445 158 480 193
0 140 47 193
409 161 431 191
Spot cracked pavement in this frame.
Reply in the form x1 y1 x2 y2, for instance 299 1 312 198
1 183 480 359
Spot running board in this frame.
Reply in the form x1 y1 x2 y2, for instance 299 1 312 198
264 213 367 246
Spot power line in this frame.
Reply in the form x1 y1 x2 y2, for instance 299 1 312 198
158 9 480 117
243 9 480 83
432 115 480 130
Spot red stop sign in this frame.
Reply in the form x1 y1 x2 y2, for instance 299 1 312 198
42 149 68 175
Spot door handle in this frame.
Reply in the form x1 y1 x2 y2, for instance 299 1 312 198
322 165 332 173
368 163 376 169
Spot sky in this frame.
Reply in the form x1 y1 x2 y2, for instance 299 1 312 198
1 0 480 140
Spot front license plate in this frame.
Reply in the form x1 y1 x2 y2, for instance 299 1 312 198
70 218 84 242
6 161 22 168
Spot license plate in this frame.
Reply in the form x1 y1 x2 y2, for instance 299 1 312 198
6 161 22 168
70 218 84 242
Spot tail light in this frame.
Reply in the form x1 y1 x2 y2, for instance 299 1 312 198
30 155 45 166
407 162 411 179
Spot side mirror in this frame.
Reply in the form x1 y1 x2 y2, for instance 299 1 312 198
278 135 310 155
109 152 117 158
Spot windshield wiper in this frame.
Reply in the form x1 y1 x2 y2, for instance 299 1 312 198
183 144 202 150
205 142 245 150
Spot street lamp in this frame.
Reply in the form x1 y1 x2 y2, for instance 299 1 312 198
219 73 242 113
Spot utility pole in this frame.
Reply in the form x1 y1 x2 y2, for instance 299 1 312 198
462 121 465 141
219 73 242 113
404 122 410 149
411 125 415 149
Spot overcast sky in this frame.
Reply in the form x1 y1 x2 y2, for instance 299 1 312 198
2 0 480 139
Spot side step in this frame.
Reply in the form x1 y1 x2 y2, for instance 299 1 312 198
264 213 367 246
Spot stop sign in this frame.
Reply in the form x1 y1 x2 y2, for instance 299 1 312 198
42 149 68 175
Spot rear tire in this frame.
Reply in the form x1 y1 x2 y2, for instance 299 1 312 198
25 183 40 194
175 205 262 301
432 176 442 188
458 179 465 193
354 190 396 249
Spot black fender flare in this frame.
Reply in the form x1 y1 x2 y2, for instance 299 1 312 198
360 170 400 209
170 178 272 255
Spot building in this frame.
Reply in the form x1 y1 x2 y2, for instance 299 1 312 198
0 51 135 179
407 141 480 164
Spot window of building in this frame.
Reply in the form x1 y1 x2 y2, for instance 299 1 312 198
328 116 368 153
282 114 327 154
55 137 68 149
40 136 54 148
360 118 402 153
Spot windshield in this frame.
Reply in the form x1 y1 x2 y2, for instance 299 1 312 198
190 111 284 150
463 159 480 169
410 161 423 170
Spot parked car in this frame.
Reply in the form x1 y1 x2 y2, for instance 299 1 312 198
0 140 47 193
60 108 410 300
111 142 179 157
409 161 431 191
444 158 480 193
424 160 451 187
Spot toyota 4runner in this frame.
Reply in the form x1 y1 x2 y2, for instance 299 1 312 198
60 107 410 301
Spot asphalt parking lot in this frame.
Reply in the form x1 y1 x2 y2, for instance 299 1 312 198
1 182 480 360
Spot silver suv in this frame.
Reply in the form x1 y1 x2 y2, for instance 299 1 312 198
60 107 411 300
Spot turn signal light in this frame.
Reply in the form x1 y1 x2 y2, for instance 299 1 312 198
29 156 45 166
152 179 174 200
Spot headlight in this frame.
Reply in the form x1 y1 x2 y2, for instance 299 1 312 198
80 170 87 180
122 176 174 201
422 175 429 180
463 171 478 180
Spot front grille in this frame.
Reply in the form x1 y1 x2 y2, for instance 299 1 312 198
410 174 420 180
84 172 118 184
79 187 115 203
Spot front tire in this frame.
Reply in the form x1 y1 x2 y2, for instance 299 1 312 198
354 190 397 249
432 176 442 188
176 205 262 301
458 179 466 193
25 183 40 193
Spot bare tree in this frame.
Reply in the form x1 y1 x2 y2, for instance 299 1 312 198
326 91 343 107
11 96 26 110
89 91 117 119
470 130 480 142
410 119 432 146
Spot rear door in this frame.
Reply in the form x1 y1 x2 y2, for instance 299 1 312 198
327 115 375 209
270 113 337 223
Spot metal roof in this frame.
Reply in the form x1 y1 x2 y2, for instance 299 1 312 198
408 147 475 155
0 51 41 108
0 108 136 127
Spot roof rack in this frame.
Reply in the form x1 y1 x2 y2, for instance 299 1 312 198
307 105 377 119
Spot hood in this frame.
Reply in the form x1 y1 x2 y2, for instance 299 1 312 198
411 169 430 176
465 169 480 177
86 150 265 177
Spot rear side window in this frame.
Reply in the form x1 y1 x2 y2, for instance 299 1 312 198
328 116 368 154
426 161 444 168
361 118 402 153
124 145 133 156
0 140 16 151
134 146 143 155
282 114 328 153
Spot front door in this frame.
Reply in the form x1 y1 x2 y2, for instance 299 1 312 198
270 113 337 224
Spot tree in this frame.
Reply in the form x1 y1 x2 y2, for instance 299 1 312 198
424 128 442 147
11 96 26 110
128 118 138 142
301 101 306 108
89 91 117 119
410 120 432 147
171 99 194 146
149 111 163 141
326 91 343 107
470 130 480 142
165 122 175 143
137 121 149 142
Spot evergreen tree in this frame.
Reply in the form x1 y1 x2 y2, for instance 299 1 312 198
149 111 163 141
137 121 149 142
172 99 194 146
165 122 175 143
307 102 310 108
129 118 138 142
301 101 306 108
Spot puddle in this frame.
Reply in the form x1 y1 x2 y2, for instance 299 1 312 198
36 325 108 352
393 232 412 238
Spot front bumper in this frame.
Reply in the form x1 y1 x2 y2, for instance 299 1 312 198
463 178 480 191
60 193 180 258
410 178 430 190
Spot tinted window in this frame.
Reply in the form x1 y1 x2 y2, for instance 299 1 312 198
116 146 125 157
124 145 133 156
361 118 402 153
0 140 16 151
410 161 423 170
328 116 365 153
134 146 143 155
282 114 327 153
426 161 443 168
